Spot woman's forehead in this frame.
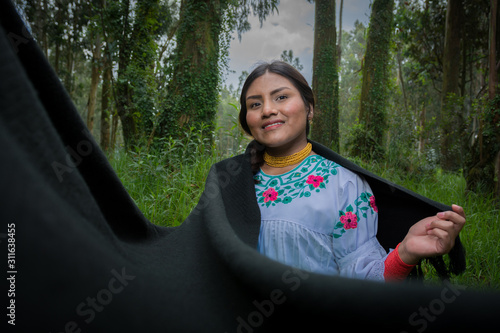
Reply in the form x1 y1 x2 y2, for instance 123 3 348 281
246 72 294 95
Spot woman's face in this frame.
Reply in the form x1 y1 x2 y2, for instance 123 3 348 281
244 72 312 154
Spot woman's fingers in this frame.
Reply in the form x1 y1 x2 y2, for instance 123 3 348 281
452 204 466 218
436 207 466 232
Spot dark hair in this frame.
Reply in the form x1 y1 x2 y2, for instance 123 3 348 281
239 61 314 137
238 61 315 173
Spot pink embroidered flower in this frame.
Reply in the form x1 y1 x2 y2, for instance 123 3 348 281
340 211 358 229
262 188 278 203
306 175 324 188
369 195 378 213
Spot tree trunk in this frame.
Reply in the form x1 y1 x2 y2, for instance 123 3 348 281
311 0 339 151
352 0 394 160
419 104 426 154
87 32 101 133
337 0 343 68
490 0 498 101
466 0 500 196
114 0 139 149
159 0 225 139
440 0 464 171
100 44 112 152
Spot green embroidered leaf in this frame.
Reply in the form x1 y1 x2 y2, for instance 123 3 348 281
258 197 264 203
346 204 353 212
339 210 345 217
319 182 326 189
335 222 344 229
360 207 368 211
278 189 284 195
362 213 367 218
360 192 368 202
308 184 315 191
333 233 343 238
304 191 311 197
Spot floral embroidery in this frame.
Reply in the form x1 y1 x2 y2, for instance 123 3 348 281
369 195 378 213
333 191 378 238
340 211 358 229
306 175 324 188
263 188 278 203
255 156 338 208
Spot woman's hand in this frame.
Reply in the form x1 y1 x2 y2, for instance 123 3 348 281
398 204 466 265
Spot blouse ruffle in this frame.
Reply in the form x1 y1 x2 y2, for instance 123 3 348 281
254 155 388 280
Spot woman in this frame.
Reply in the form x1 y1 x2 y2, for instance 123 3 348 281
237 61 466 281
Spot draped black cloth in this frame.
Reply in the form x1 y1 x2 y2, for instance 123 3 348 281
1 1 498 332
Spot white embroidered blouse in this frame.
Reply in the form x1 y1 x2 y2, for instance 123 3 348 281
254 154 388 280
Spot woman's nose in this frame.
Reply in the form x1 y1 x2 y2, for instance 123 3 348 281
262 101 277 118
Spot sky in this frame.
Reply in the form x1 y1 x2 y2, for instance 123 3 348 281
224 0 373 89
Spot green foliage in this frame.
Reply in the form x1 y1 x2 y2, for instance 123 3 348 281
465 94 500 194
280 49 304 71
109 126 247 226
338 21 366 154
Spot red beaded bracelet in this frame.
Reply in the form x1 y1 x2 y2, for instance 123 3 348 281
384 243 416 281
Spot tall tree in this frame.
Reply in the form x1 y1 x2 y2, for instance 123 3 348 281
466 0 500 196
310 0 339 151
86 29 101 133
111 0 162 149
162 0 225 139
440 0 464 171
157 0 279 140
352 0 394 160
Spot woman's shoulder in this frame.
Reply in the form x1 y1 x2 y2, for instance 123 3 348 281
316 154 365 185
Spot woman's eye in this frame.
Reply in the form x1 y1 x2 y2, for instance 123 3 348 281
276 95 287 101
249 102 261 109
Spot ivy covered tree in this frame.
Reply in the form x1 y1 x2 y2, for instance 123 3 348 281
351 0 394 160
440 0 465 172
309 0 339 151
157 0 279 141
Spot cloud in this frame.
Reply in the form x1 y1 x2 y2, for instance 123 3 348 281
224 0 371 89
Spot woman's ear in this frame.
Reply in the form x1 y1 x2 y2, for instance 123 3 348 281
307 105 314 121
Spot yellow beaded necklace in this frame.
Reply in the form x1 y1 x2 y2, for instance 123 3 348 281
263 142 312 168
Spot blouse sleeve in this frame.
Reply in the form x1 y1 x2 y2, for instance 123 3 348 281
332 170 388 281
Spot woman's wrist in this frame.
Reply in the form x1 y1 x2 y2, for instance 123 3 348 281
398 239 420 265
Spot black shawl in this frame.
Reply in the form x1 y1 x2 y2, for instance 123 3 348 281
1 1 498 332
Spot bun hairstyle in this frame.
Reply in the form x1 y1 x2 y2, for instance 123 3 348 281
238 61 315 173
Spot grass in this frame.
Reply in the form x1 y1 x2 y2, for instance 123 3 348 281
357 159 500 290
108 135 500 290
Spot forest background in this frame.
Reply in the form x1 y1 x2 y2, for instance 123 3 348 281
13 0 500 289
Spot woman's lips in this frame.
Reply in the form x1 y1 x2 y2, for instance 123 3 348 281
262 121 285 130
